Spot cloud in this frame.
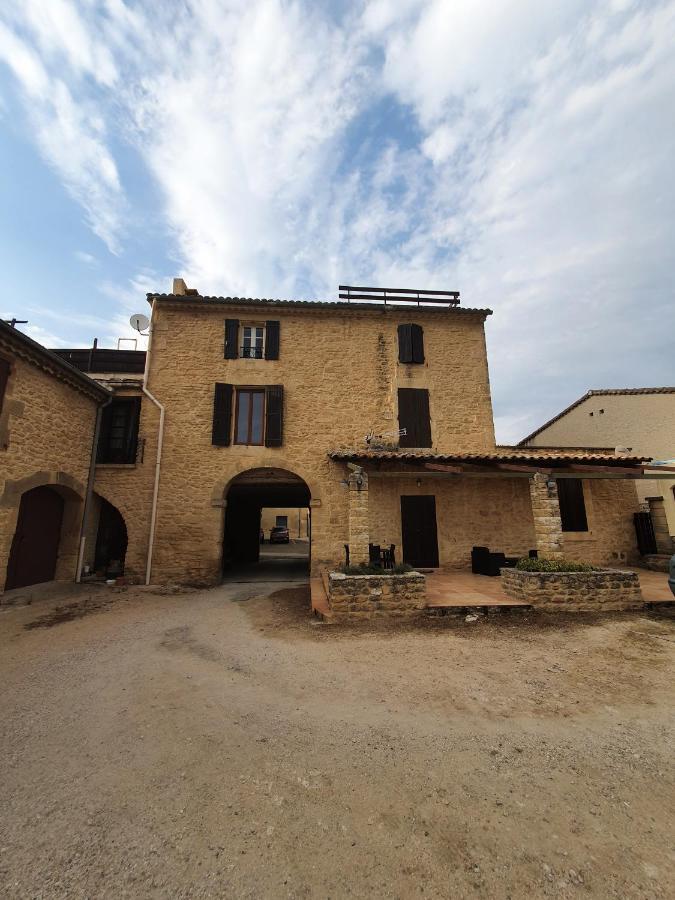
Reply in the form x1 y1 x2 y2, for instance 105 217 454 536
0 0 674 441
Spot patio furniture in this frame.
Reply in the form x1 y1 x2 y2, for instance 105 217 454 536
369 543 397 569
471 546 521 577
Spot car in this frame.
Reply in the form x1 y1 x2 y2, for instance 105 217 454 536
269 526 290 544
669 554 675 598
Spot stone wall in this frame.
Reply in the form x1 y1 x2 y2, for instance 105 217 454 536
92 389 160 582
327 571 426 620
0 350 101 593
143 300 494 583
368 475 536 570
561 479 640 567
501 567 643 612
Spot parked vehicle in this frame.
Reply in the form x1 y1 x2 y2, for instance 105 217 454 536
669 554 675 598
269 526 290 544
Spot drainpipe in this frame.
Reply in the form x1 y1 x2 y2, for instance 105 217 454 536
142 299 165 585
76 393 112 582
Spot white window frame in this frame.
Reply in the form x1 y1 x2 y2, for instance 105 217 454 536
241 323 265 360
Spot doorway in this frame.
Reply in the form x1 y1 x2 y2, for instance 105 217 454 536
94 498 128 576
5 486 65 590
401 495 439 568
222 468 311 581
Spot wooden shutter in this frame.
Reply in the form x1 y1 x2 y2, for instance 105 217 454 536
557 478 588 532
398 324 413 363
410 324 424 363
0 356 10 416
212 383 233 446
265 321 280 360
398 388 431 448
265 385 284 447
224 320 239 359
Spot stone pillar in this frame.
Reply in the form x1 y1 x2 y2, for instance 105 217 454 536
347 468 369 566
529 473 564 560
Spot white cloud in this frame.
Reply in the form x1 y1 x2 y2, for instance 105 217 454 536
1 0 674 440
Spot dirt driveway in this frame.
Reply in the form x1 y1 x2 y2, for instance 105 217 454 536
0 582 673 899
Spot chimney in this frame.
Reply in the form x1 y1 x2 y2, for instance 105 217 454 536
172 277 199 296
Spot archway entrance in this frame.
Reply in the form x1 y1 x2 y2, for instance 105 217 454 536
94 497 128 578
222 468 311 580
6 486 65 590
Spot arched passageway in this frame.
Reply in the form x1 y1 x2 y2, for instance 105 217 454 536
6 486 66 590
93 496 128 578
222 467 311 581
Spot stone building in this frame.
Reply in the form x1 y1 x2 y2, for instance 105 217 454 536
1 282 651 596
519 388 675 556
0 320 109 592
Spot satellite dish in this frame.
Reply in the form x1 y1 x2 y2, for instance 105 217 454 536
129 313 150 333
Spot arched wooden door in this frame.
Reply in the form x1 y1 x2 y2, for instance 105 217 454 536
5 486 65 590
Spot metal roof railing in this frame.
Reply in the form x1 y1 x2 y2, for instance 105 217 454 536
338 285 460 306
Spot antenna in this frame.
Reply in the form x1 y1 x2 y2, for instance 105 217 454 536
129 313 150 334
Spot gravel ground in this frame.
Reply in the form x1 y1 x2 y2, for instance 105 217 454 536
0 581 673 899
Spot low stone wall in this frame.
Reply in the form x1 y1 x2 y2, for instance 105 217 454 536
328 571 426 621
501 568 643 612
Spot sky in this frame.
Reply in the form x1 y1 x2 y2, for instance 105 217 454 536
0 0 673 444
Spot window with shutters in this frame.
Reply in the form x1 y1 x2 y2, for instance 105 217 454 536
397 324 424 364
398 388 432 448
241 324 265 359
97 397 141 464
557 478 589 532
235 389 266 444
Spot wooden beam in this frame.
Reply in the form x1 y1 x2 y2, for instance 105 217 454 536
566 464 644 476
496 463 552 474
424 462 463 474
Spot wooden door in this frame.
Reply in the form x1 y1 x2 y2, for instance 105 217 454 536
5 487 65 590
400 495 439 568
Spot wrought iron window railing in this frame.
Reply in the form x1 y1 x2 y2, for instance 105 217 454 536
240 346 264 359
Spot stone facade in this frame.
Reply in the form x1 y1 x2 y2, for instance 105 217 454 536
529 473 564 559
328 571 426 620
0 327 107 593
139 297 496 583
501 567 643 612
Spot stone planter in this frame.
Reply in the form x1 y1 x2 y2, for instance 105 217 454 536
327 571 426 621
501 568 643 612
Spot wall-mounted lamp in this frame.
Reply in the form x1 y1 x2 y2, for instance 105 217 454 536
416 478 422 488
546 479 556 489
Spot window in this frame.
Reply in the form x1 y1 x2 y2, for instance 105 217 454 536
241 325 265 359
398 388 432 448
398 324 424 364
224 319 280 359
235 389 266 445
557 478 588 532
97 397 141 464
0 356 9 417
275 515 288 527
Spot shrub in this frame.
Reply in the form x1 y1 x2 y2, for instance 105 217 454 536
340 562 414 576
515 557 598 573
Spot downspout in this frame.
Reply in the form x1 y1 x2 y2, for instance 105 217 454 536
143 299 165 585
76 392 112 582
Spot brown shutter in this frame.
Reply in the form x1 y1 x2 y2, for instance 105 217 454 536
398 388 431 448
264 321 280 360
0 356 10 416
212 383 233 446
398 324 413 363
224 320 239 359
410 324 424 363
265 385 283 447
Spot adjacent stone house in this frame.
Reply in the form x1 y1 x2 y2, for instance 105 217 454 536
1 282 652 595
0 320 109 592
520 388 675 555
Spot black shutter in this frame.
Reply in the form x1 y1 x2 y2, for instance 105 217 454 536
224 320 239 359
398 388 431 448
125 397 142 463
557 478 588 532
212 383 233 446
265 385 283 447
398 324 413 363
411 324 424 363
265 321 280 360
0 356 10 415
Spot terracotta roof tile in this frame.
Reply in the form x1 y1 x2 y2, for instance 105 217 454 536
328 448 649 465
